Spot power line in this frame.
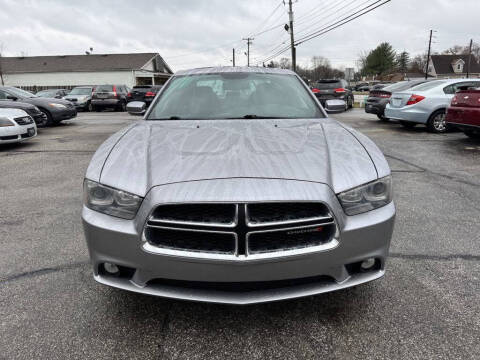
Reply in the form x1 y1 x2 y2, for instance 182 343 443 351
295 0 391 45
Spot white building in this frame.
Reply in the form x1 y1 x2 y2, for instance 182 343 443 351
0 53 173 91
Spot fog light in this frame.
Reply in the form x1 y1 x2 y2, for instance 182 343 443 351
360 258 376 270
104 262 119 274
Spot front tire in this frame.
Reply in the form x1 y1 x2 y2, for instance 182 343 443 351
38 108 54 127
377 114 388 121
427 109 447 133
86 101 93 112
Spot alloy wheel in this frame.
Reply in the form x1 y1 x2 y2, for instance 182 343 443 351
433 112 446 132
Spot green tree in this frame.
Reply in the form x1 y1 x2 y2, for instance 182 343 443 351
396 51 410 73
361 42 396 75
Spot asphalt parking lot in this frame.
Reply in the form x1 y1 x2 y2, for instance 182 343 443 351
1 109 479 359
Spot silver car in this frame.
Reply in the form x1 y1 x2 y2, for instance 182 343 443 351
82 67 395 304
385 78 480 133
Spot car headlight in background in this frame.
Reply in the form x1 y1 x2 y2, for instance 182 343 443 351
0 117 14 127
337 176 392 216
83 179 143 219
49 103 67 109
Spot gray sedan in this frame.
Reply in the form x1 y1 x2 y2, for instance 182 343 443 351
82 67 395 304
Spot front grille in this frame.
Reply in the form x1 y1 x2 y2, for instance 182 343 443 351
145 226 236 254
247 223 336 254
151 204 236 226
0 135 18 141
143 202 337 259
247 202 330 225
14 116 33 125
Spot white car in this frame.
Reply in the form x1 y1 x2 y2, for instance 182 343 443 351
0 108 37 144
385 78 480 133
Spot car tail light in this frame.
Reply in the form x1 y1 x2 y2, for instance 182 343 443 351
311 88 320 93
406 94 425 105
334 88 346 93
145 91 156 97
113 85 117 98
375 92 391 98
127 92 132 98
451 95 458 105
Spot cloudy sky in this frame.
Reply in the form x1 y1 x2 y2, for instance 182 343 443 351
0 0 479 71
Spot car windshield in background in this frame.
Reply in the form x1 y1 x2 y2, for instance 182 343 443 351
95 85 113 92
147 73 323 120
408 80 446 91
7 87 37 98
37 90 57 97
69 87 92 95
313 81 341 89
383 81 422 92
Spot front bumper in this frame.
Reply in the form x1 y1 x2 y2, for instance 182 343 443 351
50 107 77 121
82 179 395 304
0 124 37 144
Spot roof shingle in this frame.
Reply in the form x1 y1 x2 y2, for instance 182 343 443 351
0 53 170 74
431 54 480 74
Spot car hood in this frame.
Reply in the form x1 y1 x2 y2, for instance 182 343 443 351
0 100 36 111
88 119 388 196
24 97 72 106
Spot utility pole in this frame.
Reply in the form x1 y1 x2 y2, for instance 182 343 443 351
242 38 253 66
288 0 296 72
425 30 433 80
232 48 235 67
467 39 473 78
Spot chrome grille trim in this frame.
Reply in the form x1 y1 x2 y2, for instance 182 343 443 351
142 201 338 260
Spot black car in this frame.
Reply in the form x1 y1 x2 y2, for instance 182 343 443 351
127 85 162 107
365 80 430 120
36 88 69 99
91 85 129 111
311 79 354 111
0 86 77 126
0 100 48 126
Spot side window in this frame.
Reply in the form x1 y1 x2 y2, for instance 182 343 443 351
444 84 456 94
0 90 8 100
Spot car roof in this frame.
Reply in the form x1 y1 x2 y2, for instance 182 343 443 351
175 66 296 76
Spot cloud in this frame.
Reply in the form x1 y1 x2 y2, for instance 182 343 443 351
0 0 478 71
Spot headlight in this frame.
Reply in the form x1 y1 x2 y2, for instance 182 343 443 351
83 179 143 219
337 176 392 216
49 103 67 109
0 117 14 127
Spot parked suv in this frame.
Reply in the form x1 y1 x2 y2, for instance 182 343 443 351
127 85 162 108
64 86 94 111
311 79 354 111
91 85 129 111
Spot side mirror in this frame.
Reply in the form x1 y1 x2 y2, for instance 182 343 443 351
126 101 146 116
6 94 17 101
324 99 346 113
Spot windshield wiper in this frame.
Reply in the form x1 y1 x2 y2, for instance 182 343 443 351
228 115 279 119
152 116 183 120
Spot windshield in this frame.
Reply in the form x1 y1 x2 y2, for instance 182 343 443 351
409 80 446 91
37 90 58 97
313 81 342 90
7 87 37 98
69 87 92 95
147 73 323 120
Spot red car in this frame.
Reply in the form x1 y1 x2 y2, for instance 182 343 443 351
446 88 480 139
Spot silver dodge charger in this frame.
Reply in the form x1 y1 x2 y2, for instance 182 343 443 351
82 67 395 304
